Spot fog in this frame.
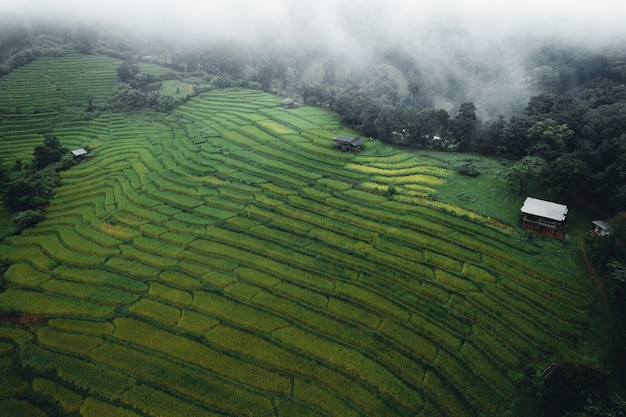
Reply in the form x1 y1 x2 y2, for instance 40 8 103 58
3 0 626 117
6 1 625 43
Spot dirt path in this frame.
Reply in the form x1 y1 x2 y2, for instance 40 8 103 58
565 190 612 312
579 241 610 313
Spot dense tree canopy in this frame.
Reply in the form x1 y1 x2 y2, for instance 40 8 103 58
32 134 67 170
1 136 76 235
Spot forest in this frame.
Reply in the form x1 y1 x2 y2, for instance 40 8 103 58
1 11 626 416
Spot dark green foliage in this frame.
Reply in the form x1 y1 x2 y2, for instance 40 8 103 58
32 135 68 170
456 162 481 177
8 210 43 235
541 153 590 198
2 165 60 212
109 83 177 112
505 156 547 195
9 49 39 70
1 137 76 236
451 102 478 152
588 212 626 270
608 245 626 273
385 184 400 196
117 62 140 83
109 83 148 110
571 394 626 417
526 118 573 161
542 362 611 417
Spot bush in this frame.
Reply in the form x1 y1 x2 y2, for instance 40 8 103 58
8 210 43 235
32 135 68 170
457 162 481 177
542 361 611 417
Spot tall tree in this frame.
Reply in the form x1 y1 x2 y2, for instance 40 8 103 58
542 153 590 198
505 156 547 195
451 102 478 151
526 118 574 161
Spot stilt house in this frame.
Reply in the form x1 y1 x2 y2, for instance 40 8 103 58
71 148 88 161
520 197 568 235
591 220 611 236
333 135 363 152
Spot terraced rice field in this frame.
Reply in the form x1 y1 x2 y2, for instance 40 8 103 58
0 54 121 166
0 56 592 417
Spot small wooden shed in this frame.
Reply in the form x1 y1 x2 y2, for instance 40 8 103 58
591 220 611 236
333 135 363 152
71 148 88 161
521 197 568 235
281 98 297 108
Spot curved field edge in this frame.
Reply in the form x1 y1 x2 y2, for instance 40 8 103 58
0 59 592 417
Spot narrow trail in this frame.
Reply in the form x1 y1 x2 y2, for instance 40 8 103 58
566 190 611 313
578 241 610 313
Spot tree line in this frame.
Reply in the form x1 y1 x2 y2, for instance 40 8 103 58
0 135 76 236
163 42 626 214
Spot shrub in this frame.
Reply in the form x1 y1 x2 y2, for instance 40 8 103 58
457 162 481 177
32 135 69 170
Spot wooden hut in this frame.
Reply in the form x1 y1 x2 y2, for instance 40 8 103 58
591 220 611 236
281 98 297 108
520 197 568 235
333 135 363 152
71 148 88 161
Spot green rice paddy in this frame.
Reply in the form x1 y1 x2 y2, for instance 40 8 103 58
0 55 593 416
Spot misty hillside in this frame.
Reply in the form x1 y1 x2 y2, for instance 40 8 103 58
1 3 626 417
2 11 626 212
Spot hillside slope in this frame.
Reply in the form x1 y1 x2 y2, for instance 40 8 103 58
0 56 592 417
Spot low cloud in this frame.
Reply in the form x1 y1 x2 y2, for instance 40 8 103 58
4 0 626 47
4 1 625 117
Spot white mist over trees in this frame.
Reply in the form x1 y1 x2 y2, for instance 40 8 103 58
3 0 626 118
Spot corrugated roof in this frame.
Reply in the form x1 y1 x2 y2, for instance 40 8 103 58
521 197 568 221
333 136 363 146
71 148 87 156
592 220 610 231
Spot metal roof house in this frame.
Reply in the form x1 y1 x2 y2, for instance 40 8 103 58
281 98 297 108
71 148 88 160
520 197 568 235
591 219 611 236
333 135 363 152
